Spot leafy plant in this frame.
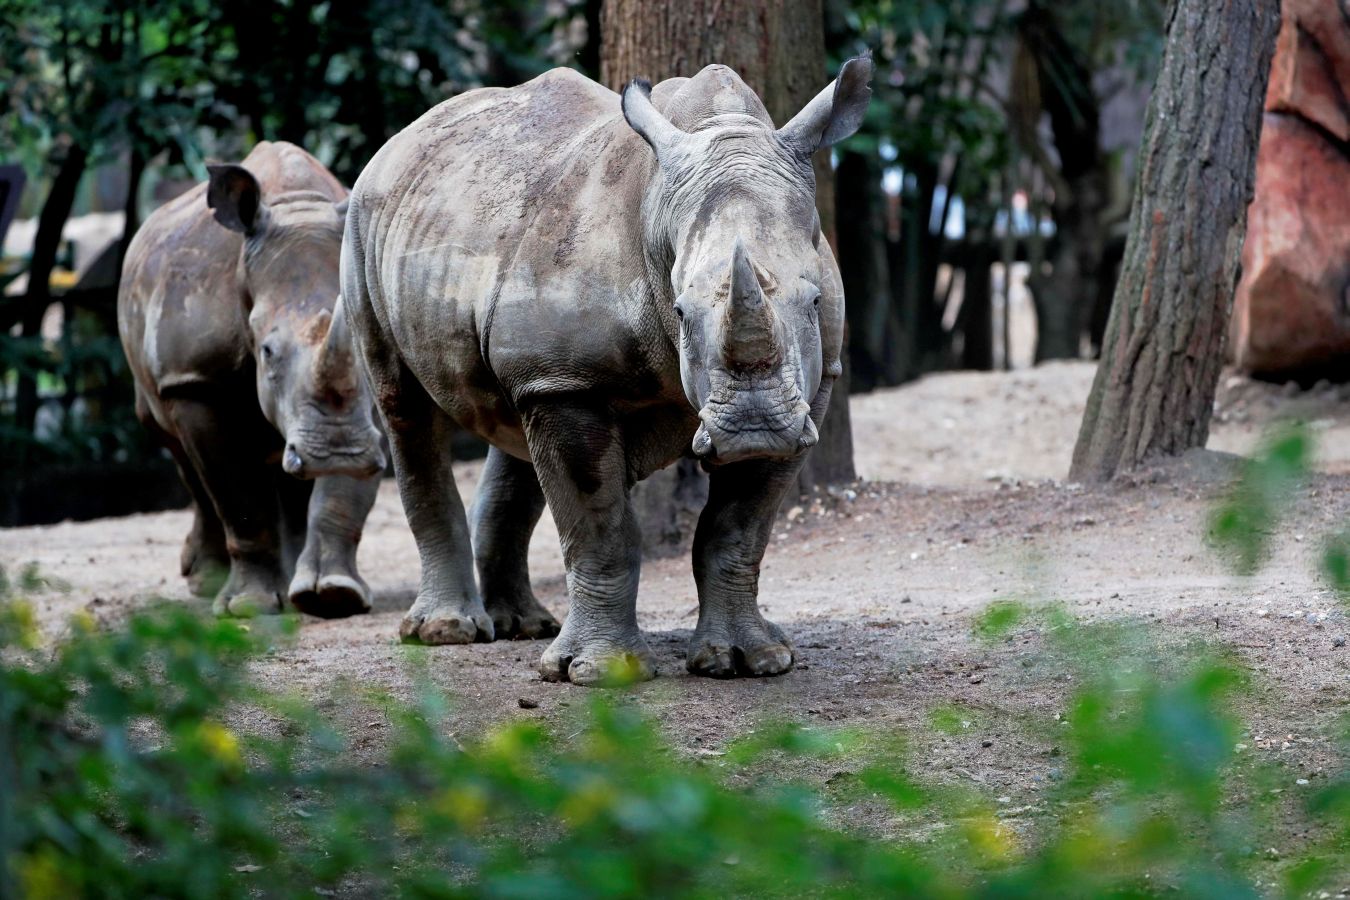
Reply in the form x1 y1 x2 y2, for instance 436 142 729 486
2 561 1346 898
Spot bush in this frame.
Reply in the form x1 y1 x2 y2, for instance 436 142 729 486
2 580 1346 898
2 425 1348 897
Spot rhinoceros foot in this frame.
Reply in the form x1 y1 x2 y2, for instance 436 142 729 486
400 593 494 645
487 596 561 641
538 625 657 687
181 527 229 598
289 572 372 619
686 617 794 679
211 563 286 618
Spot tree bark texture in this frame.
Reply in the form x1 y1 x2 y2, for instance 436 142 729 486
1069 0 1280 483
1018 2 1110 363
837 150 902 390
13 141 89 441
601 0 855 552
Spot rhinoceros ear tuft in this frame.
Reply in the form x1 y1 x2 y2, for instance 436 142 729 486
621 78 690 162
777 54 873 155
206 164 267 236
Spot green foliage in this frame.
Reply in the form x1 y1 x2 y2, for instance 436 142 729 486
2 565 1346 899
1208 424 1312 576
0 0 584 469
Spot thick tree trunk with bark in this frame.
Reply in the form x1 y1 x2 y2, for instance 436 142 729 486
837 151 898 391
1018 2 1110 363
13 141 89 439
601 0 855 552
1070 0 1280 483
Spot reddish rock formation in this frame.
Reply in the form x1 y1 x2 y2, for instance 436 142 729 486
1230 0 1350 377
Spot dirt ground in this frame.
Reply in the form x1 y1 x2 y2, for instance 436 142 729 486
5 361 1349 884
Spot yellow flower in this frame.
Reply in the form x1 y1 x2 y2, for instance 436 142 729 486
3 600 42 650
194 721 242 768
559 779 614 827
433 785 489 831
964 813 1018 864
69 608 96 634
17 847 75 900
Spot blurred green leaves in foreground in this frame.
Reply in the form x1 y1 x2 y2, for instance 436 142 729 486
0 595 1344 898
2 423 1348 898
1207 420 1350 604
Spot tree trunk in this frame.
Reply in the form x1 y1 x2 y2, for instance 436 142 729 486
837 151 896 392
1018 1 1109 363
1069 0 1279 483
601 0 855 552
959 251 995 371
14 140 89 440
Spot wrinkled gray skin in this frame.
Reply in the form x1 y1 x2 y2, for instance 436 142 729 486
118 141 385 618
344 60 871 683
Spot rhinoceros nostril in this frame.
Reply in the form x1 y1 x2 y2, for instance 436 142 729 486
692 424 714 458
282 444 305 476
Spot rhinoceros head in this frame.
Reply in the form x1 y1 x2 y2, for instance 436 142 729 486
622 57 871 464
207 164 384 479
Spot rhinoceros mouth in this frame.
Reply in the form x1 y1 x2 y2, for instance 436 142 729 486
283 424 385 480
693 377 815 463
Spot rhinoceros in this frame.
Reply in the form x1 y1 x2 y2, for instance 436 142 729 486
343 59 871 683
118 141 385 618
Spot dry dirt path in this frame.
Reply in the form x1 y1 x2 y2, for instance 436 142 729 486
4 362 1349 874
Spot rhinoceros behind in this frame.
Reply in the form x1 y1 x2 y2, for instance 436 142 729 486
344 60 871 683
118 141 384 617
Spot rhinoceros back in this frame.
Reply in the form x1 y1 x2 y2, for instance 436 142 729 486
343 68 674 439
119 142 345 414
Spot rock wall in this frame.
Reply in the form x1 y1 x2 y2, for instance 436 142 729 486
1230 0 1350 378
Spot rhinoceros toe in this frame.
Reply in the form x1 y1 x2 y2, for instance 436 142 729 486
491 607 561 640
214 590 284 618
686 620 794 678
400 608 493 645
290 572 372 619
538 631 657 687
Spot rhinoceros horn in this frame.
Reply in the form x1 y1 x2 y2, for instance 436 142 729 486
721 238 779 372
312 304 356 391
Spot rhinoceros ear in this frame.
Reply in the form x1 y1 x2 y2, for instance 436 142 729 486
777 54 873 155
621 78 691 163
206 164 268 236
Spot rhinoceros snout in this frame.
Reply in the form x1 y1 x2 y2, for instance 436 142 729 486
283 432 385 480
693 405 816 465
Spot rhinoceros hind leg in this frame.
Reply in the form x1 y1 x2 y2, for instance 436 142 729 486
136 391 229 596
471 447 560 639
288 474 378 618
686 458 800 678
167 397 288 617
367 361 491 644
524 404 655 686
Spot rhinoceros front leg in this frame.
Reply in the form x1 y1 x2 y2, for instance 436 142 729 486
523 404 655 685
166 397 289 617
687 457 802 678
378 374 492 644
288 473 379 619
471 447 561 639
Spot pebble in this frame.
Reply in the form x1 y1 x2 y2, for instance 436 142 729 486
518 698 540 709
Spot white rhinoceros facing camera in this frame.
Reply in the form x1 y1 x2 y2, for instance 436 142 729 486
343 57 872 684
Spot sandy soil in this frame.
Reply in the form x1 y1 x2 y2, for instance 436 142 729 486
5 361 1349 883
